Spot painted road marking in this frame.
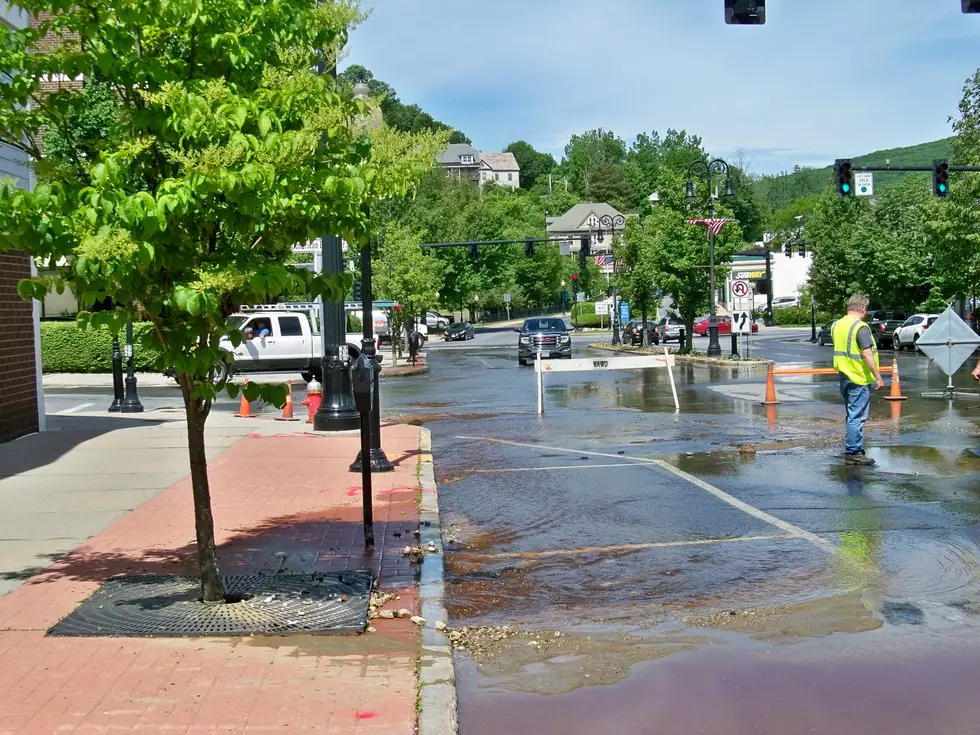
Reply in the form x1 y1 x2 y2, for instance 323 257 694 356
455 435 835 553
457 534 800 560
471 463 648 473
56 402 96 415
475 356 492 368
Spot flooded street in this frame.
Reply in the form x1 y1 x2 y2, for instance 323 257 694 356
385 329 980 734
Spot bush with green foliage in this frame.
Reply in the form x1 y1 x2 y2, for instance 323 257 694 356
771 307 834 326
40 322 163 373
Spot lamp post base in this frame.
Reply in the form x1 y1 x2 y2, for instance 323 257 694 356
120 376 144 413
707 326 722 357
349 448 395 473
312 357 360 432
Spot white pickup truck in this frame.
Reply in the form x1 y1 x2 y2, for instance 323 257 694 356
217 304 379 384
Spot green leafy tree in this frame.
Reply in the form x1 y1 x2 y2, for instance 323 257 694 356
0 0 441 602
505 140 557 192
373 224 444 362
561 128 627 200
613 220 660 345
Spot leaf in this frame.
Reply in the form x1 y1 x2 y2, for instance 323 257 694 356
258 114 271 137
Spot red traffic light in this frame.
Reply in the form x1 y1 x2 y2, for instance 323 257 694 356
571 274 578 280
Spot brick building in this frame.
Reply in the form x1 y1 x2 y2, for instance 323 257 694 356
0 5 44 442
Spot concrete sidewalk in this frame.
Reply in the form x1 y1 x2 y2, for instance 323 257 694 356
0 419 440 733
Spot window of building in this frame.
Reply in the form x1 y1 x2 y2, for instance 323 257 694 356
460 155 474 164
508 173 513 182
495 172 500 181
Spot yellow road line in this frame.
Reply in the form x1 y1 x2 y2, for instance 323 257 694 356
454 434 835 554
458 534 799 560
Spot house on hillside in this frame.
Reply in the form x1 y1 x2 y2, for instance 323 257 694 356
479 152 520 189
436 145 521 189
546 203 630 275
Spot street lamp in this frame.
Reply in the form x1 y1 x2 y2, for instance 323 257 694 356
685 158 735 358
120 319 143 413
595 213 625 345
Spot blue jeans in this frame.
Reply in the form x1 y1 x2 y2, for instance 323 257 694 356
840 377 871 455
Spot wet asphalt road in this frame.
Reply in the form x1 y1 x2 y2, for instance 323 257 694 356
44 327 980 734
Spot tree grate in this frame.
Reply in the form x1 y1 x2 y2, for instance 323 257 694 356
46 572 373 637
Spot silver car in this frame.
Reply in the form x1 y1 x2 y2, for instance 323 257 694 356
657 317 685 343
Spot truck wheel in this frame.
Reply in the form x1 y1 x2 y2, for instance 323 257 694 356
212 361 230 390
518 358 527 366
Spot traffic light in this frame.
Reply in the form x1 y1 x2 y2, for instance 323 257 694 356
835 159 853 197
798 242 806 257
469 243 479 260
571 273 579 294
524 237 535 258
725 0 765 24
783 242 793 258
933 159 950 197
963 1 980 13
352 281 362 301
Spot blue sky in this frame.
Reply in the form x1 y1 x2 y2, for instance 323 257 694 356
347 1 980 175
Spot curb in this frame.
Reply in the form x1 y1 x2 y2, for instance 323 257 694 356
589 342 768 368
416 427 458 735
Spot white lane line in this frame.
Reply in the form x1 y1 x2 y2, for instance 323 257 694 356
55 402 96 415
454 434 835 553
457 535 799 560
475 356 491 368
471 463 647 473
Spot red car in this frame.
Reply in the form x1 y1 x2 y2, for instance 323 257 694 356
693 315 758 336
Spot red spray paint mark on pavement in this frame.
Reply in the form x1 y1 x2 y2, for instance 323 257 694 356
356 712 376 720
377 486 417 496
345 487 361 497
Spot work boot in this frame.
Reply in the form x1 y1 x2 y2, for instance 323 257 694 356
845 452 876 466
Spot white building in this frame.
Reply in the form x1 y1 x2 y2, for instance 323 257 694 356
479 152 520 189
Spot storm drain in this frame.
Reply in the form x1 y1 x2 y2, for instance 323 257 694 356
46 572 373 638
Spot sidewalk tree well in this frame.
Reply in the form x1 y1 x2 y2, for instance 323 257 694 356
0 0 442 603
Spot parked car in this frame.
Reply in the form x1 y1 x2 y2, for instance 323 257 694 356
425 311 450 328
771 296 800 310
517 317 572 365
656 316 687 343
444 322 475 341
865 310 906 350
622 320 660 346
892 313 940 352
693 315 758 336
817 320 836 346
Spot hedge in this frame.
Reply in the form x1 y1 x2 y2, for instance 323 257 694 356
772 307 834 326
40 322 164 373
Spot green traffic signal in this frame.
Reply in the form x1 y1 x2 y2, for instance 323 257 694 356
842 183 850 193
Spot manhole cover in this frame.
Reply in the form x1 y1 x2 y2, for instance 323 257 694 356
47 572 373 637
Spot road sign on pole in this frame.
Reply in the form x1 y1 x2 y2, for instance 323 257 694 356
732 280 752 299
619 301 630 324
503 293 511 303
576 292 586 303
855 172 874 197
595 301 609 316
732 310 752 334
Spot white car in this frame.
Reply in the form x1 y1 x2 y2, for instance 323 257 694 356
771 296 800 309
425 311 450 327
892 313 940 352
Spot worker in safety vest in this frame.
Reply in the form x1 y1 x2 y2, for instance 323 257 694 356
973 358 980 381
832 294 884 466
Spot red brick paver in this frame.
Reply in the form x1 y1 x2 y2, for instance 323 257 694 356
0 425 424 734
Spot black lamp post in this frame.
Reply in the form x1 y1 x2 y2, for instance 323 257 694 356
313 59 359 432
686 159 735 358
120 319 143 413
595 213 626 345
109 336 124 412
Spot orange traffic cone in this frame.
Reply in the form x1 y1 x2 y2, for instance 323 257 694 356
235 378 252 418
884 358 907 402
276 381 299 421
761 363 781 406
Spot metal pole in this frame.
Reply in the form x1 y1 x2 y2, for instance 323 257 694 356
536 350 543 415
707 198 721 357
109 337 124 412
611 288 621 345
764 246 774 326
664 347 679 411
121 320 143 413
313 58 359 432
810 295 818 343
350 239 393 473
360 410 374 548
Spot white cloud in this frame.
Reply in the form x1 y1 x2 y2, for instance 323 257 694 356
349 0 980 173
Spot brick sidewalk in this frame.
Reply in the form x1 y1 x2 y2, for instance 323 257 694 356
0 424 425 734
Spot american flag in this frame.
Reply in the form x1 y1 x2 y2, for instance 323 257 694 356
594 254 614 267
687 218 732 236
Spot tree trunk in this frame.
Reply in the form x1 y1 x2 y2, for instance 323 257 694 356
641 303 648 348
181 381 223 603
684 318 694 354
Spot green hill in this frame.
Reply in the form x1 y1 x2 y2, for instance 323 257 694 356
753 137 955 212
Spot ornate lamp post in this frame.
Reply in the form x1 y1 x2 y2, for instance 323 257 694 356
591 213 626 345
685 159 735 358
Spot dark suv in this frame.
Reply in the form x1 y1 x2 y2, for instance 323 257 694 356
622 320 660 346
517 317 572 365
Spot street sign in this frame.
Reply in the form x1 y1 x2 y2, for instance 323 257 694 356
503 293 511 303
855 172 874 197
595 301 609 316
733 297 755 312
619 301 631 323
732 310 752 334
576 292 586 303
732 280 752 299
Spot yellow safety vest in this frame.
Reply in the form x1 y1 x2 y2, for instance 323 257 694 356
832 314 878 385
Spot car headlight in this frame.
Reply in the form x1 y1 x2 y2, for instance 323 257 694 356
560 335 570 344
519 337 529 345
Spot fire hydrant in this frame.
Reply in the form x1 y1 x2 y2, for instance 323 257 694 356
302 379 323 423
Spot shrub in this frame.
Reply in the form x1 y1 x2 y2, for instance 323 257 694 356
40 322 164 373
772 307 834 326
